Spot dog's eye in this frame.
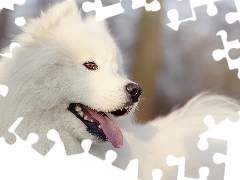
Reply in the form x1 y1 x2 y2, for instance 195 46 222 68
83 61 98 70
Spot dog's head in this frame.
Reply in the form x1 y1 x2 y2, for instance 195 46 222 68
4 1 141 149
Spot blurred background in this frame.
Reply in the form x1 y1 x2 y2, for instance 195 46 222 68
1 0 240 122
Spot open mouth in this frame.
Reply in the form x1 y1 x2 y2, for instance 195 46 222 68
68 103 131 148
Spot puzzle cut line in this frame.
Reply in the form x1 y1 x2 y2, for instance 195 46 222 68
198 114 240 180
167 0 221 31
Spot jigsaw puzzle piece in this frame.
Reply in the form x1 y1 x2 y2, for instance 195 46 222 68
212 124 240 180
199 114 240 180
12 116 55 155
198 115 239 150
197 0 240 41
0 0 26 10
191 0 220 16
225 0 240 24
172 0 240 77
198 115 218 151
131 0 161 11
213 148 240 180
2 117 23 145
0 3 26 50
0 0 27 51
166 155 209 180
166 0 221 31
103 150 139 179
89 141 130 170
164 0 192 31
82 0 124 20
81 139 139 180
45 129 66 156
103 149 139 178
29 133 55 155
88 138 139 177
212 30 240 78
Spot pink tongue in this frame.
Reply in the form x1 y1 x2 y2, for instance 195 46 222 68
84 107 123 148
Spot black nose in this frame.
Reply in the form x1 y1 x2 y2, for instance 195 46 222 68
125 83 142 103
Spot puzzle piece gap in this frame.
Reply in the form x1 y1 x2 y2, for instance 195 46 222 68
213 30 240 78
105 150 117 164
82 0 125 21
15 16 26 26
0 85 9 97
152 169 163 180
0 42 21 58
81 139 92 153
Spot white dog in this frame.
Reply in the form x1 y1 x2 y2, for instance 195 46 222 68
0 2 239 179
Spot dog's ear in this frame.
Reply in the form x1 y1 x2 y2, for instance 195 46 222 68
22 1 81 40
84 15 108 32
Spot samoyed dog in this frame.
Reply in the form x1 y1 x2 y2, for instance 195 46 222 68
0 1 239 179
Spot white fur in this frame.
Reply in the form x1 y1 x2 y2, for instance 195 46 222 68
0 2 239 180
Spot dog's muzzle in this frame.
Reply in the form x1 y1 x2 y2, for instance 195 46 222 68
68 83 142 148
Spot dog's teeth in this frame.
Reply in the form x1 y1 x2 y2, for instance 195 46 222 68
98 125 101 129
84 116 88 120
79 112 83 117
90 120 93 122
75 106 82 112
